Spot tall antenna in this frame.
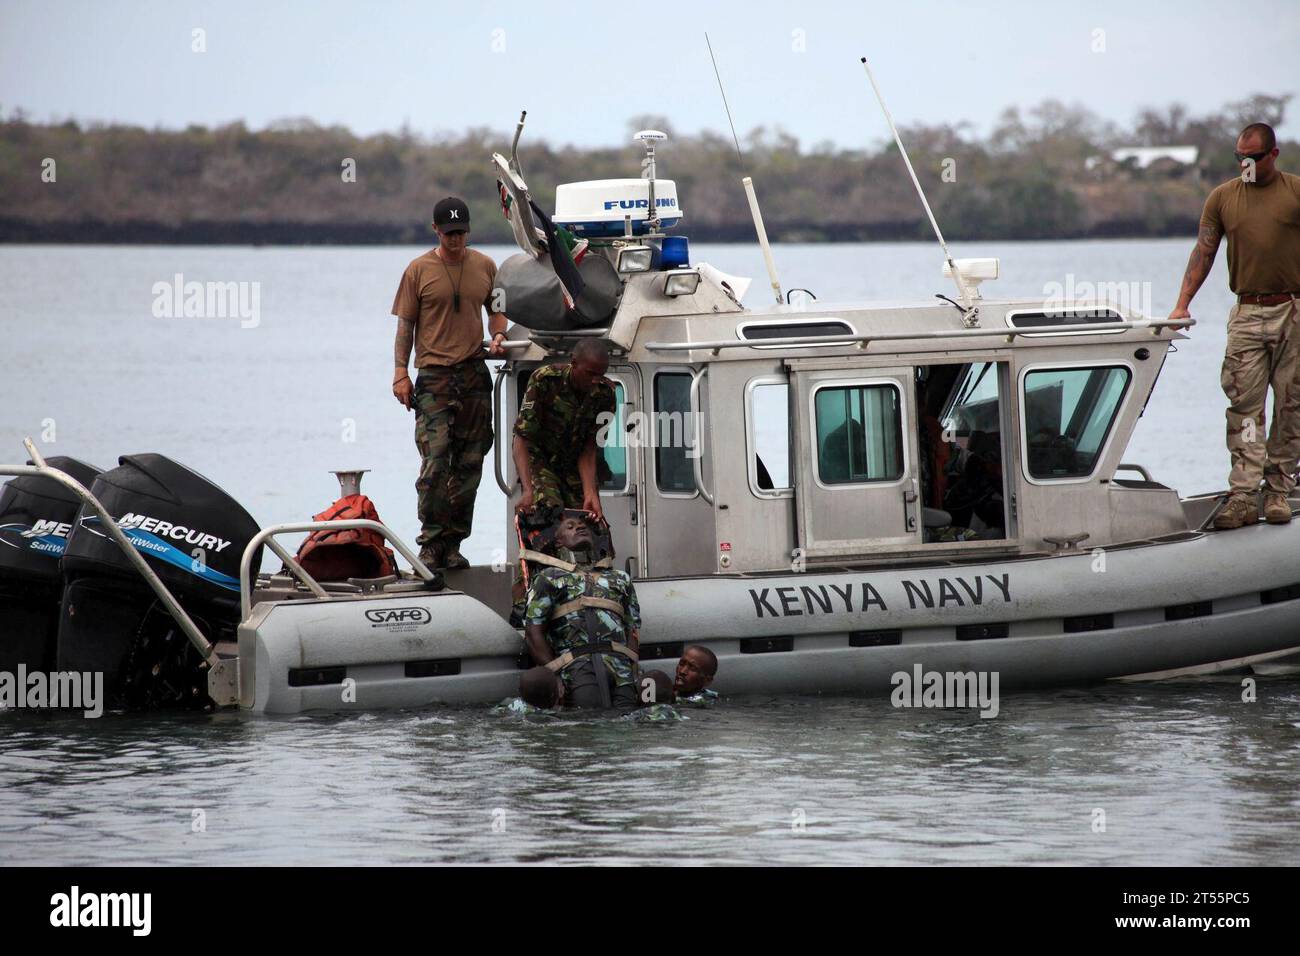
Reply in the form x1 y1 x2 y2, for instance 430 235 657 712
706 33 783 306
706 34 744 164
859 56 977 323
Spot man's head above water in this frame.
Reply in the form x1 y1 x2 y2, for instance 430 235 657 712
675 645 718 696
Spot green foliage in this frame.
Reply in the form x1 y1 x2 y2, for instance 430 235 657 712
0 95 1292 243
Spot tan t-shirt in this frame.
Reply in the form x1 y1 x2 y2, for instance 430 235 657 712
1200 170 1300 295
391 247 498 367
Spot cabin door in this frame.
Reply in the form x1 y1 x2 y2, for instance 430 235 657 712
599 366 644 577
502 363 643 576
791 364 923 558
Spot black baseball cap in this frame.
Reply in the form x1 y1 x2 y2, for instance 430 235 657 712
433 196 470 232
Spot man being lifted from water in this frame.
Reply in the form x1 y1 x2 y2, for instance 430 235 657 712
522 512 641 709
512 339 615 522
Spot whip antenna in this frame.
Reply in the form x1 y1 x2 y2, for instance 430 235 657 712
706 33 783 305
859 56 977 322
706 34 745 164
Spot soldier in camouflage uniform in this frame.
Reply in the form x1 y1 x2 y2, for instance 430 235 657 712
673 645 719 708
511 339 615 522
522 513 641 709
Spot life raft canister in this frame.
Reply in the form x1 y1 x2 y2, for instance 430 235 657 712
294 494 398 582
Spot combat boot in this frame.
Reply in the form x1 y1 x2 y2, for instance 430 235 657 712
1213 494 1258 530
1263 492 1293 525
418 543 445 569
443 548 470 570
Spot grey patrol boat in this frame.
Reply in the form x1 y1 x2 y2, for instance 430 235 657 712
2 121 1297 715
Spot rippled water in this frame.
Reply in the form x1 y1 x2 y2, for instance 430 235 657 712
2 240 1295 865
3 680 1298 865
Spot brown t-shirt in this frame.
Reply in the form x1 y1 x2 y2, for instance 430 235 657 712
1200 170 1300 295
391 247 498 367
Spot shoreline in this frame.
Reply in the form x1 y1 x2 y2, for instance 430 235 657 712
0 218 1202 246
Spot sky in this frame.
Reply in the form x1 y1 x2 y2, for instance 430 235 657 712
1 0 1297 149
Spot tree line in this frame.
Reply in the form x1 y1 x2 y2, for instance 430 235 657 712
0 93 1290 244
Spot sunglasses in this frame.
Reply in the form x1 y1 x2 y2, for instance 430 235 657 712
1235 150 1270 163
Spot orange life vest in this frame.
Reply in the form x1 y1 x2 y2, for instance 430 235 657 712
295 495 398 582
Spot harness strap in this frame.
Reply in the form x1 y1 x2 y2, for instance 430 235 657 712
519 548 613 571
551 596 623 619
520 548 576 572
544 641 640 673
581 571 612 709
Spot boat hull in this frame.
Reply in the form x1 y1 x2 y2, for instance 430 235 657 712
237 519 1300 713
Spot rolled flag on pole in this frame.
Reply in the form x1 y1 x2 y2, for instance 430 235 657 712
492 152 546 258
529 199 584 308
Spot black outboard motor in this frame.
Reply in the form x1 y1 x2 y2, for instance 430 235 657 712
0 457 103 672
58 454 261 710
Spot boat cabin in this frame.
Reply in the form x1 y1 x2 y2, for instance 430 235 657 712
494 266 1193 581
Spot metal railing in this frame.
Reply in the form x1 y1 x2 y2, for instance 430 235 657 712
689 368 714 505
0 438 218 664
238 520 436 619
492 365 514 495
645 317 1195 354
1117 463 1155 482
486 338 532 351
529 329 610 340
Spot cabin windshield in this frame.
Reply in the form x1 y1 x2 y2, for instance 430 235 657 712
1023 365 1131 481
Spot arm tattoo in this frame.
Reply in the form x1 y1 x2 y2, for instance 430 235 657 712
1194 222 1223 254
1178 223 1223 303
394 315 416 368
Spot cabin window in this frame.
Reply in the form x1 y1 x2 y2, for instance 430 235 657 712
1023 365 1131 480
746 378 791 495
1006 308 1125 337
653 372 697 494
740 319 856 349
813 383 903 485
599 382 627 492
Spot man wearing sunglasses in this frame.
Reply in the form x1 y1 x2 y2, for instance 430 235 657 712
1169 123 1300 530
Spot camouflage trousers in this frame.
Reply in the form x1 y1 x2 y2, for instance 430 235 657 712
414 360 494 548
528 457 585 511
561 655 640 710
1221 297 1300 495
